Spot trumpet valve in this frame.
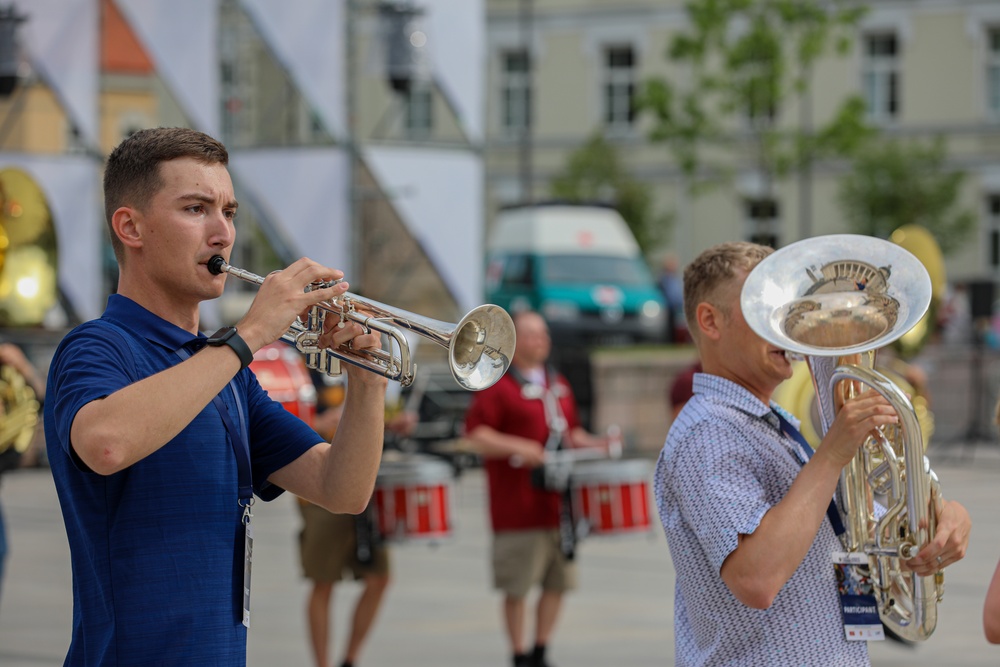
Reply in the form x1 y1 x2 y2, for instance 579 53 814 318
295 327 322 355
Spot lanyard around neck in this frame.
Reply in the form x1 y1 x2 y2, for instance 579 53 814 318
772 409 846 537
176 344 254 505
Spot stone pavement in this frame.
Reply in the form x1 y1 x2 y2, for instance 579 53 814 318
1 444 1000 666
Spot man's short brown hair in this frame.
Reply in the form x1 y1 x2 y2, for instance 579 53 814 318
103 127 229 262
683 241 774 338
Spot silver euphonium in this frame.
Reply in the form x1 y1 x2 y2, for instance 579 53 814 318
741 234 944 642
209 256 515 391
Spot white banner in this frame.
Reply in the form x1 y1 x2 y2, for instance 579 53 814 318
229 147 352 276
363 146 483 311
240 0 346 140
420 0 485 144
21 0 99 150
113 0 220 136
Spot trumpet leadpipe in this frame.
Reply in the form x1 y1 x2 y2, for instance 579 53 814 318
208 255 262 284
208 256 343 291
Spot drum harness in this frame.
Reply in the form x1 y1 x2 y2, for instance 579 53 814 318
354 498 381 565
507 365 578 560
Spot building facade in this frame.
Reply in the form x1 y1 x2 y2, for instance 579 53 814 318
484 0 1000 290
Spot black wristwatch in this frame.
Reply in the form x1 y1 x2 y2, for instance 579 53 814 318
205 326 254 371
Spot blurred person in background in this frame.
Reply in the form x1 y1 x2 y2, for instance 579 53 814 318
298 374 417 667
984 398 1000 644
465 310 610 667
668 359 701 420
658 252 687 343
984 534 1000 644
0 342 45 606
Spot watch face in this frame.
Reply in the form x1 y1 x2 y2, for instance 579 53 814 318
210 327 237 344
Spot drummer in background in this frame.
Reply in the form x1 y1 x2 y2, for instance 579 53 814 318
298 374 417 667
464 310 611 667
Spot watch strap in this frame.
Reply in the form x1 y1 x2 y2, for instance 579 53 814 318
209 327 254 371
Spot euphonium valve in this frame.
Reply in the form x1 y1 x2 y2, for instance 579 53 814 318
208 256 515 391
741 234 943 642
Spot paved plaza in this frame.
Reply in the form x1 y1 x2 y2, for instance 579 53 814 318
1 443 999 666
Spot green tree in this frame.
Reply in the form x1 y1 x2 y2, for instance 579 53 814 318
837 138 976 255
638 0 872 198
549 132 672 256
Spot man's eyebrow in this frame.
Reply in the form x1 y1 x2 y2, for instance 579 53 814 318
178 193 239 209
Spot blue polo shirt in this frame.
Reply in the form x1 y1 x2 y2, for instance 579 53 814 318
44 295 322 666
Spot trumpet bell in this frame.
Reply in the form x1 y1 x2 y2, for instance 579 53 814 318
741 234 932 357
449 304 516 391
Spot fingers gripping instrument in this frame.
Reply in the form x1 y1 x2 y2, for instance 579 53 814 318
208 256 515 391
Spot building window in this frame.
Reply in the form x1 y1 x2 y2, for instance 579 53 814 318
404 84 433 138
863 33 899 123
989 194 1000 271
746 198 780 248
988 28 1000 120
604 45 636 131
501 49 531 134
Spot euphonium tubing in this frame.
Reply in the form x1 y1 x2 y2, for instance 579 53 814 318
0 364 39 456
208 256 515 391
741 234 943 641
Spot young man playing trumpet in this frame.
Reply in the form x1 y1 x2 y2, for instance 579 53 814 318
44 127 387 666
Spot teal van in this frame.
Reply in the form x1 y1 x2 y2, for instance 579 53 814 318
484 203 666 344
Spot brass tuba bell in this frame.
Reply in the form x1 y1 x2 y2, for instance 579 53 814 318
741 233 943 642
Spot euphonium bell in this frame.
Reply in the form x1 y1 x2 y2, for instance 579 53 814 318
741 234 943 642
209 256 515 391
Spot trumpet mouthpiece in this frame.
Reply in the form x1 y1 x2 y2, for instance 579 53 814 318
208 256 227 276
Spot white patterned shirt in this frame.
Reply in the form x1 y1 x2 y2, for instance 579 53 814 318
655 373 869 667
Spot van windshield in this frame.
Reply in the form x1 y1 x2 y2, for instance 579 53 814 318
542 255 651 286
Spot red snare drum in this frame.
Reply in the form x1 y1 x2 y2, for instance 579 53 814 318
570 459 652 537
249 343 317 428
373 457 453 543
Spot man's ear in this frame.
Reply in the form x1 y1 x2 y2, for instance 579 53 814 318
695 302 723 341
111 206 142 249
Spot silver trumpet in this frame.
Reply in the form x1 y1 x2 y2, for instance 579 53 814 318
209 256 515 391
741 234 943 642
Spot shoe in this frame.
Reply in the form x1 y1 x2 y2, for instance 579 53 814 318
530 645 555 667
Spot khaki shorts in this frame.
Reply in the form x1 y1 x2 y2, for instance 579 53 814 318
492 529 577 598
298 501 390 582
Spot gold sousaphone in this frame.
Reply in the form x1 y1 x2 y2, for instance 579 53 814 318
742 233 944 642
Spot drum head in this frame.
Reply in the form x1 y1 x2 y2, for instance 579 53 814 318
570 459 651 485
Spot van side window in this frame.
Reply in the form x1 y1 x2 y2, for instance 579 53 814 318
502 254 535 287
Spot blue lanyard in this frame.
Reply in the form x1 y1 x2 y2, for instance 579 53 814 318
773 410 846 537
176 344 254 505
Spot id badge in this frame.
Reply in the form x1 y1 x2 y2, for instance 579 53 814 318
833 551 884 642
242 515 254 628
